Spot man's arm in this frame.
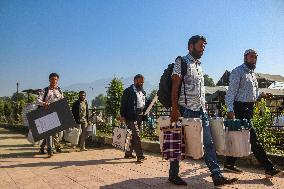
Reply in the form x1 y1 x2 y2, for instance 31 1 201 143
225 69 241 119
36 89 49 109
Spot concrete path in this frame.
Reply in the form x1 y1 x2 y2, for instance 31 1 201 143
0 127 283 189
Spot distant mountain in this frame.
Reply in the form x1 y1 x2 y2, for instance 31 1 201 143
62 77 157 101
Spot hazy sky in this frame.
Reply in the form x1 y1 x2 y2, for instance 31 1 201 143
1 0 283 96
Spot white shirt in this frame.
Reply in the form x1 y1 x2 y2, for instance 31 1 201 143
133 85 146 109
36 86 64 106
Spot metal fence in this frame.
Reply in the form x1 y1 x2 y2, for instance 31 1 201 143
89 98 284 138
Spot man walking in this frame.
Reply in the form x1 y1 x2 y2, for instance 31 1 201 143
170 35 238 186
72 91 90 151
37 73 64 158
120 74 148 162
224 49 282 177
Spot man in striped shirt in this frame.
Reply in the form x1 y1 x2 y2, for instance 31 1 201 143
169 35 237 187
224 49 282 178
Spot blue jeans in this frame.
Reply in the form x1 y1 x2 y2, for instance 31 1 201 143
169 107 223 179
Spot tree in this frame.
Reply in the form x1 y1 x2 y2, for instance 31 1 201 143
11 92 26 102
63 91 79 108
93 94 106 108
12 102 20 123
148 89 163 113
26 94 36 103
148 89 157 100
204 74 215 87
105 77 124 126
0 99 4 117
4 101 12 118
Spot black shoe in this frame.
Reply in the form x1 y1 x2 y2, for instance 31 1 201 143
137 156 147 162
47 152 53 158
224 165 243 174
124 154 136 159
168 176 187 186
213 176 238 187
56 148 62 153
265 168 283 178
39 148 46 154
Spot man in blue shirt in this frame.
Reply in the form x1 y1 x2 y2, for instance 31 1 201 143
225 49 282 178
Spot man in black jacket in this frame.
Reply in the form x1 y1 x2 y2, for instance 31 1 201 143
72 91 89 151
120 74 149 162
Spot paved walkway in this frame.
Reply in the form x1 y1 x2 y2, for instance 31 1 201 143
0 127 283 189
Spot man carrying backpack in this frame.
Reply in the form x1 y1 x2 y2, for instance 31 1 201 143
37 73 64 158
167 35 238 186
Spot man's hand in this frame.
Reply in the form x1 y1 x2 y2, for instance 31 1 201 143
43 102 50 110
171 109 181 123
227 111 235 119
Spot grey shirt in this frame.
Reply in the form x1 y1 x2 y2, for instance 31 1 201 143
225 64 259 112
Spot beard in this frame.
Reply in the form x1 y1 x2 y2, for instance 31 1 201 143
245 61 256 70
191 47 203 60
135 84 143 91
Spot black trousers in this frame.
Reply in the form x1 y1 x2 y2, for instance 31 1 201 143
225 101 274 171
125 115 144 157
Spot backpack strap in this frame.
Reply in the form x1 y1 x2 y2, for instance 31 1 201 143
43 87 49 102
57 87 63 95
176 56 188 106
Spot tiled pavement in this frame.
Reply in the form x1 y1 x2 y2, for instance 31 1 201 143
0 127 283 189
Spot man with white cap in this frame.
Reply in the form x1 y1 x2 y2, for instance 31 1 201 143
225 49 282 177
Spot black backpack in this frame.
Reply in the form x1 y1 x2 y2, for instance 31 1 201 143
157 56 187 109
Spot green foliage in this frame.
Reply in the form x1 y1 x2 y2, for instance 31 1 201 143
252 99 271 134
8 99 25 124
204 74 216 87
96 122 113 135
147 89 163 114
251 99 284 154
11 92 26 102
26 94 36 103
63 91 79 108
0 99 4 116
4 101 12 117
3 101 12 123
105 77 124 125
221 104 228 118
93 94 106 108
148 89 157 100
